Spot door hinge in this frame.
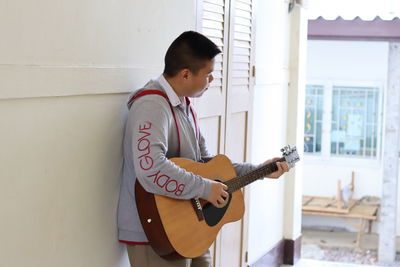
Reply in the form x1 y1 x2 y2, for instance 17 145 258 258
245 251 248 262
251 66 256 77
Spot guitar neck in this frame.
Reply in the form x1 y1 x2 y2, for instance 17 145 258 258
224 158 286 194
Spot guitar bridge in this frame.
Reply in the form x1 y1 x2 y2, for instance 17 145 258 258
191 198 204 221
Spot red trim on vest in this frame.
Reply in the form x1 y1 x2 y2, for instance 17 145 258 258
185 97 199 140
128 90 181 156
189 105 199 140
128 90 168 105
171 107 182 156
119 240 150 245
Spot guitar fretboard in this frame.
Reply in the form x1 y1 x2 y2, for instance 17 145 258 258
224 158 286 193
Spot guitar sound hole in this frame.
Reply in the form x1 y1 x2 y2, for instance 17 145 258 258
202 193 232 227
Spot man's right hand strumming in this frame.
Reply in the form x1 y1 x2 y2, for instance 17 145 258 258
206 181 229 207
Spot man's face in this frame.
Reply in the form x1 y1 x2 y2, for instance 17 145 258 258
184 58 215 98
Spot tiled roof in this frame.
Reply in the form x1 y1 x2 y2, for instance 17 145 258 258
308 16 400 41
309 15 400 21
306 0 400 21
309 16 400 22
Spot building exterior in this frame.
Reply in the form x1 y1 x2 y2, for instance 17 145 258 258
0 1 307 266
303 15 400 263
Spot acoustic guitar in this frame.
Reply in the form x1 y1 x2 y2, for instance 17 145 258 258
135 146 300 259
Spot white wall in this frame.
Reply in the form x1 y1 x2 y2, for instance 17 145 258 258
302 40 393 233
248 0 292 264
0 1 196 266
307 40 389 81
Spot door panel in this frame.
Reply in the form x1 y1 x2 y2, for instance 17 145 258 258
219 221 243 266
198 117 221 155
196 0 255 266
225 111 247 162
223 0 255 266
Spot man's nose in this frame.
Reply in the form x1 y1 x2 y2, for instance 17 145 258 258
209 74 214 83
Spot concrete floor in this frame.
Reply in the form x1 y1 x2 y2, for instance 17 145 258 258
301 229 400 251
281 229 400 267
283 258 378 267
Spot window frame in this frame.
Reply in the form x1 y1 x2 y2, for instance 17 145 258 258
304 79 385 166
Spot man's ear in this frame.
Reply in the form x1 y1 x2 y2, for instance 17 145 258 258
180 69 190 80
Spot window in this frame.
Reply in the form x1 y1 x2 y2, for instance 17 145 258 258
304 85 323 153
304 82 382 159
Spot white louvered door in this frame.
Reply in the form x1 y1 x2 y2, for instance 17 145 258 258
221 1 255 267
196 0 255 266
195 2 230 265
195 0 229 158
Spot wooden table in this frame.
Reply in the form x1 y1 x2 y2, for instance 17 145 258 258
302 203 379 247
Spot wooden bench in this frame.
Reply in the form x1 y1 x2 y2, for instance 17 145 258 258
302 201 379 247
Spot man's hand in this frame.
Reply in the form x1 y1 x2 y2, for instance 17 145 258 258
206 180 229 207
263 157 289 179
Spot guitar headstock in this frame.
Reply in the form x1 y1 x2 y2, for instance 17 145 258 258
280 145 300 168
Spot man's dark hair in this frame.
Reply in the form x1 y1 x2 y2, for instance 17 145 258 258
163 31 221 77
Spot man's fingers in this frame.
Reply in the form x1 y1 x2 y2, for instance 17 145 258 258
218 197 226 204
281 162 289 172
277 162 283 173
284 163 289 172
207 181 230 206
277 162 289 173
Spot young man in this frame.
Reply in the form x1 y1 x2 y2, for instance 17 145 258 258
117 31 289 267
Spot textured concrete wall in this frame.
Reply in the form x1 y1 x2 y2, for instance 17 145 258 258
379 42 400 263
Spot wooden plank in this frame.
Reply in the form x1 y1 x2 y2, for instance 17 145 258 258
302 204 379 220
302 196 358 214
302 196 313 206
350 205 379 217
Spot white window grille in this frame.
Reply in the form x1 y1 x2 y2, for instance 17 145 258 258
304 82 383 159
304 85 324 153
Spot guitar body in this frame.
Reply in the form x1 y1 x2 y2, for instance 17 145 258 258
135 154 244 259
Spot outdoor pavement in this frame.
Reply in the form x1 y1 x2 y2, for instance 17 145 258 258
283 258 378 267
281 229 400 267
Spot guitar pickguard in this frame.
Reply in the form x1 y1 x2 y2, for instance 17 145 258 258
202 193 232 226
